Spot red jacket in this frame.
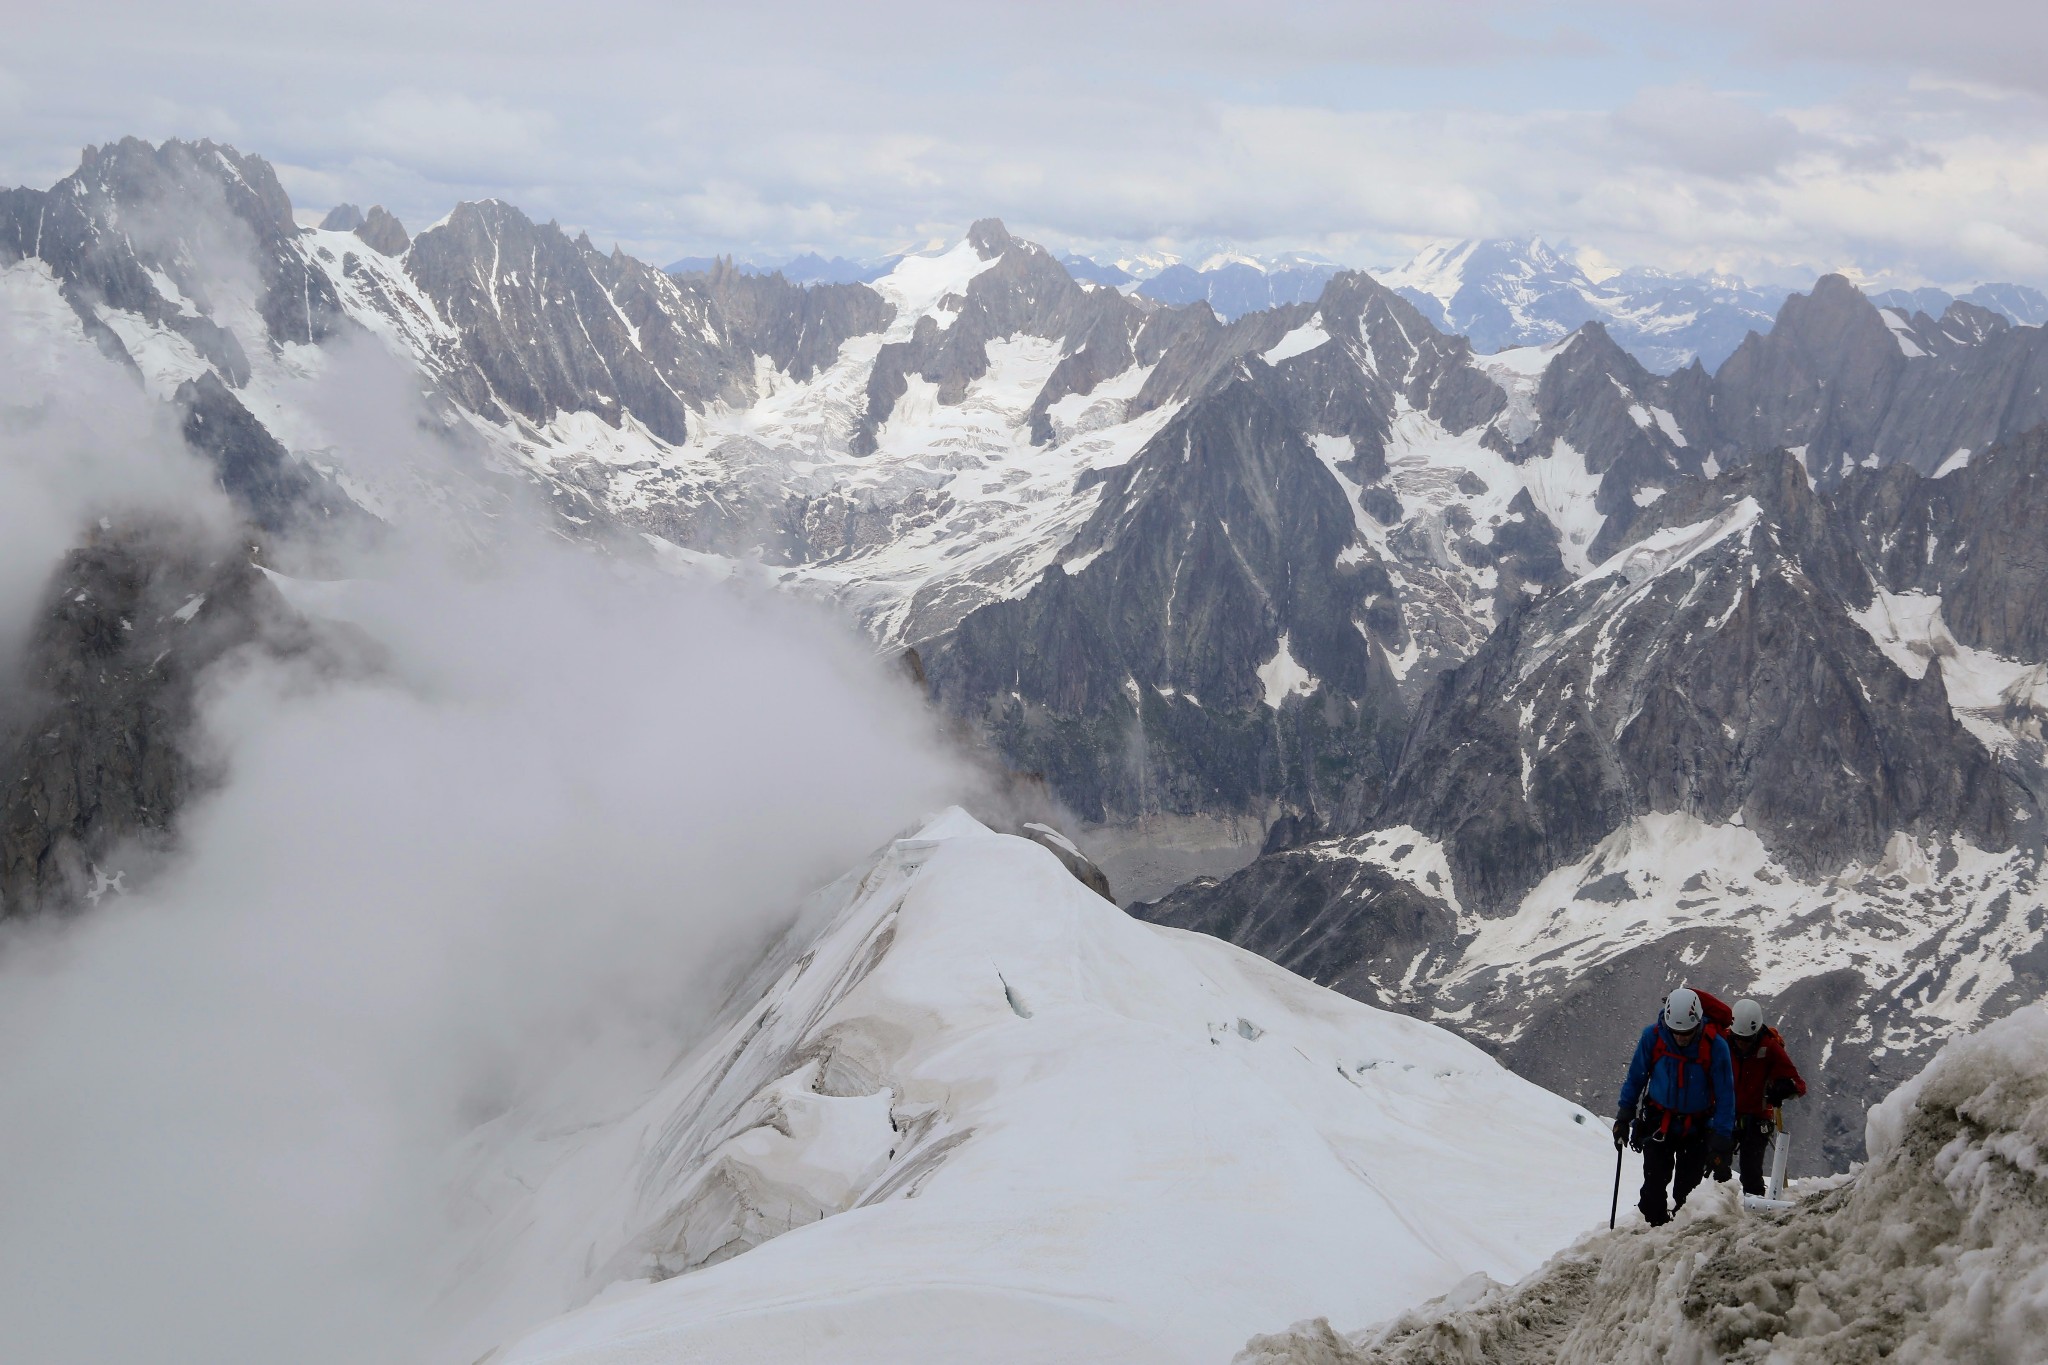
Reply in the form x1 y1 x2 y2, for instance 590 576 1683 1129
1730 1026 1806 1116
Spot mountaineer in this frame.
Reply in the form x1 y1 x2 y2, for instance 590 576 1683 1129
1726 998 1807 1197
1613 986 1736 1225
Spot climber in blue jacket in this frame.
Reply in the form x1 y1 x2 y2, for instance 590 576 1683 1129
1613 987 1737 1225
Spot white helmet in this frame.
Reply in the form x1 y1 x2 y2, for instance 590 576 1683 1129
1664 987 1703 1033
1732 999 1765 1038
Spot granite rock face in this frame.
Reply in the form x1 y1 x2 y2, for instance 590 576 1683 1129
355 205 409 256
1704 275 2048 481
398 200 895 444
0 527 323 918
1380 451 2013 913
923 367 1409 828
1141 438 2048 1170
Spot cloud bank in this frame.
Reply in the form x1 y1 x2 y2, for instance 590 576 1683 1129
2 1 2043 287
0 261 968 1362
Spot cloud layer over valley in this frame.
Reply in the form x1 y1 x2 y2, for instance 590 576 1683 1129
0 260 968 1362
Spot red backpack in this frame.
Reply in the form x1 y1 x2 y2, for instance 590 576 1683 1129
1691 987 1735 1036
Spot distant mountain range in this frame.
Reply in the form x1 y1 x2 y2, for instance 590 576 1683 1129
666 251 899 285
1058 240 2048 377
677 240 2045 376
1870 282 2048 328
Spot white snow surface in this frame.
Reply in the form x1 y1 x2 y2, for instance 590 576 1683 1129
482 812 1618 1365
1849 588 2043 752
1257 632 1320 707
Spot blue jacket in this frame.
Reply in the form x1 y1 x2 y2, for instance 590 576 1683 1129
1618 1021 1735 1140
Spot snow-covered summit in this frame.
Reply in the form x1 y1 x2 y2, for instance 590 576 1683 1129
470 810 1620 1364
1375 237 1785 371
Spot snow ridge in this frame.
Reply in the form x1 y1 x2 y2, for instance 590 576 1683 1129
477 812 1619 1365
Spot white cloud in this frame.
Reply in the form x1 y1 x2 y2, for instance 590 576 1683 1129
1609 81 1804 180
0 2 2043 289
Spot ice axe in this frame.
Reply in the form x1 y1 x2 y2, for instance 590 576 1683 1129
1608 1140 1623 1230
1609 1106 1631 1229
1741 1102 1798 1213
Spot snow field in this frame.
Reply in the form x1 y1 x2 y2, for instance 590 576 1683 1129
487 811 1623 1365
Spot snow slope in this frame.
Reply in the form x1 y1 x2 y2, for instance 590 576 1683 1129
1239 1003 2048 1364
471 811 1623 1365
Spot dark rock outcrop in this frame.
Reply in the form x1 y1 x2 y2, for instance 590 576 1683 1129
355 205 409 257
0 527 325 917
319 203 365 232
921 367 1407 828
176 372 368 539
400 202 896 443
1704 275 2048 481
1382 451 2009 915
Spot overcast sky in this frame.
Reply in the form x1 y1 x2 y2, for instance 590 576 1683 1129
4 1 2045 286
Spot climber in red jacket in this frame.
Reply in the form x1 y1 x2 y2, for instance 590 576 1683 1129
1727 998 1807 1196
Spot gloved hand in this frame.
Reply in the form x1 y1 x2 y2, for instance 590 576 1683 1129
1614 1113 1632 1149
1708 1128 1735 1182
1765 1078 1798 1104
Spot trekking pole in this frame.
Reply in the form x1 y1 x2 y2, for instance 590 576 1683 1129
1609 1140 1624 1230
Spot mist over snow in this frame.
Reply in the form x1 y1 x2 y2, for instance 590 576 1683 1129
0 289 968 1363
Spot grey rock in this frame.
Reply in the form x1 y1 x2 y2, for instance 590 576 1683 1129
1381 451 2010 914
176 371 369 539
0 527 337 918
1835 425 2048 662
921 366 1407 828
1704 275 2048 481
1019 822 1115 901
355 205 409 256
402 202 894 445
319 203 365 232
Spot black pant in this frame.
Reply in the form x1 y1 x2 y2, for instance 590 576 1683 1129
1738 1117 1774 1196
1639 1130 1708 1225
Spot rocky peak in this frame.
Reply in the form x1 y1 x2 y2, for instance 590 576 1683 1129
0 136 346 367
966 217 1015 259
404 198 695 440
922 364 1407 828
355 205 408 256
319 203 365 232
851 222 1147 454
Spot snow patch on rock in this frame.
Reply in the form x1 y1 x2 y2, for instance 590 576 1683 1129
1259 633 1320 707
